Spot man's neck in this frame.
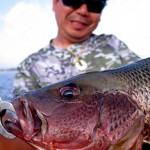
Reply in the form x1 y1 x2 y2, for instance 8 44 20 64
52 34 92 49
51 38 72 48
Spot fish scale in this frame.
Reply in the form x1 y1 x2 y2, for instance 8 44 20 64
111 57 150 143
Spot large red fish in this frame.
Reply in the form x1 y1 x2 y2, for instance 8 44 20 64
0 57 150 150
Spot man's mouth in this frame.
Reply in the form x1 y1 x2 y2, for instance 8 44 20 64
70 20 89 30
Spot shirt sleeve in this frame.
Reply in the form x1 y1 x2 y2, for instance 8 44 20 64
114 35 141 65
12 63 40 97
95 34 141 70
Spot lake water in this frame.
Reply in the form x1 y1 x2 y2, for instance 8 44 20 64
0 70 16 102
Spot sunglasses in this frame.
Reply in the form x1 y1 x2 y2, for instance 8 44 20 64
62 0 106 13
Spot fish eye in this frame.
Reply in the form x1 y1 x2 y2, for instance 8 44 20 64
62 89 75 99
60 83 80 100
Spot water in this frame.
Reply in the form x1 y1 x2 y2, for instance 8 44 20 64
0 70 16 102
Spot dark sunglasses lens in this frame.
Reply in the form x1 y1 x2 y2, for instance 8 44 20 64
62 0 105 13
62 0 82 8
87 0 105 13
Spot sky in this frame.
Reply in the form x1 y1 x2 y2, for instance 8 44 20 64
0 0 150 69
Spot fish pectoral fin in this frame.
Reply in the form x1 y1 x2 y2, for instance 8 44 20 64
129 133 143 150
108 116 144 150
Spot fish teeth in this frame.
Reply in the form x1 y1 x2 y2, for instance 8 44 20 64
5 109 18 122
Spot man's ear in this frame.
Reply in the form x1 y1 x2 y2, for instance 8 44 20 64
52 0 59 11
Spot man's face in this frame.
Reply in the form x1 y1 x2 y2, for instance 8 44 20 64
53 0 102 43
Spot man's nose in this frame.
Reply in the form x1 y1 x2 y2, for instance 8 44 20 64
76 4 89 16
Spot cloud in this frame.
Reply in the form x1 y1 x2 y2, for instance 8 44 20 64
0 1 57 68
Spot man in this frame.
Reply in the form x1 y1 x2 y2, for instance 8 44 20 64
13 0 140 96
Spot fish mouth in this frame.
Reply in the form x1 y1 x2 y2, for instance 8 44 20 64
3 96 48 142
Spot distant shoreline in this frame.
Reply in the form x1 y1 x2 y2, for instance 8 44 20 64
0 68 16 72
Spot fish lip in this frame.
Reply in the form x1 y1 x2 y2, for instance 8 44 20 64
4 97 48 141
